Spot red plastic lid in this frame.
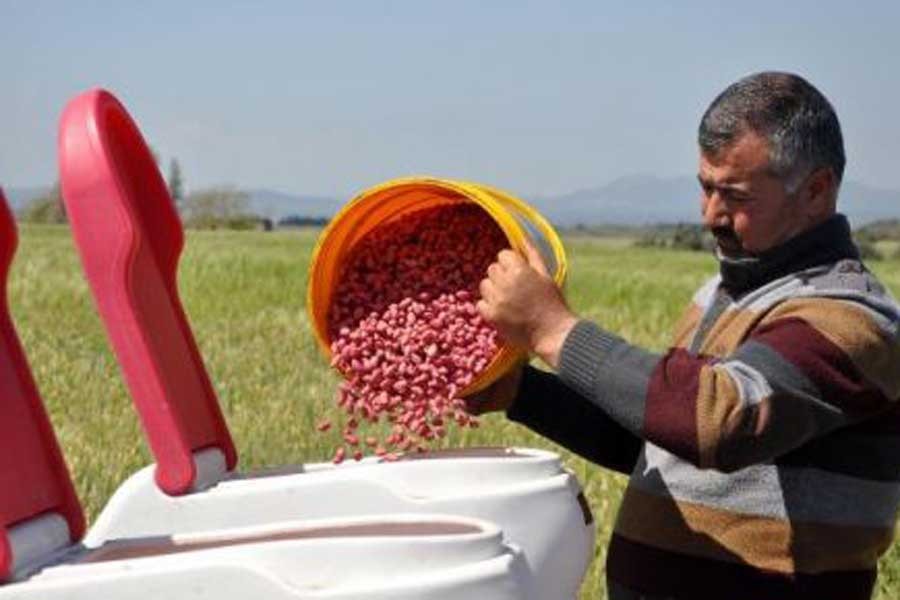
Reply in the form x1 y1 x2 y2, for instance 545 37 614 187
0 189 85 580
58 90 237 496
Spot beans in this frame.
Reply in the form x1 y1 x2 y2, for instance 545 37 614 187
321 204 508 462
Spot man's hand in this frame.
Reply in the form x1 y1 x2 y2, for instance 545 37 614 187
463 361 525 415
477 242 577 368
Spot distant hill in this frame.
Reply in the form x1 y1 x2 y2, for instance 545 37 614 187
839 182 900 227
0 185 340 221
245 177 899 226
245 188 341 221
530 175 900 228
4 176 897 226
532 175 701 226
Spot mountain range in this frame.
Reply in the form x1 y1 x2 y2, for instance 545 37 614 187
4 175 897 227
527 175 900 227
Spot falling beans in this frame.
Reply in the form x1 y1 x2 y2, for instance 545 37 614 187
321 204 508 462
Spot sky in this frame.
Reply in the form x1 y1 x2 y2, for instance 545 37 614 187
2 1 900 198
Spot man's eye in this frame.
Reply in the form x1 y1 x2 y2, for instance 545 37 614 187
725 191 751 203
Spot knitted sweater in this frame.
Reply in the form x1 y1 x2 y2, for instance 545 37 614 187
508 215 900 600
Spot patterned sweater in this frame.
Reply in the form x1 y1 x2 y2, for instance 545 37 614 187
508 215 900 600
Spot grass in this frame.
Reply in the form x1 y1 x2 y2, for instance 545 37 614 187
8 224 900 599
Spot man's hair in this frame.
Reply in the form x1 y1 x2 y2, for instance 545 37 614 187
698 72 845 192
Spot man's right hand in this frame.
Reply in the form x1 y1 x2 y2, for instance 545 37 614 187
463 362 526 415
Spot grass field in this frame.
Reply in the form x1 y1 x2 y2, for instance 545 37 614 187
8 224 900 599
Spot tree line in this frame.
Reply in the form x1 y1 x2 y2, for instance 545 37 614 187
19 151 318 231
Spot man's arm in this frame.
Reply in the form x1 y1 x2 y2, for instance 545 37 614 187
558 298 900 472
506 365 643 475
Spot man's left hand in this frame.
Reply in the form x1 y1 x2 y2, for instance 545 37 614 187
477 242 578 369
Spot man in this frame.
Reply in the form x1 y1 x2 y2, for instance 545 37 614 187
470 72 900 599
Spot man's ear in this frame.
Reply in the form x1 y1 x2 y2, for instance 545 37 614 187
801 168 837 221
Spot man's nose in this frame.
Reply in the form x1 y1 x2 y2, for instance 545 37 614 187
702 191 730 227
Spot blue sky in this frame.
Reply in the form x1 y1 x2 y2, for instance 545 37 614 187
2 1 899 197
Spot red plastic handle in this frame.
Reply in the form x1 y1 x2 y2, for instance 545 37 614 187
58 90 237 495
0 188 84 581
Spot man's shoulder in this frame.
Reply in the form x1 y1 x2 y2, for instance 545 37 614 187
752 263 900 400
794 258 900 326
742 258 900 327
804 258 890 295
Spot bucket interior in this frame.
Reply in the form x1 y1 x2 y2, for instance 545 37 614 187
306 177 565 396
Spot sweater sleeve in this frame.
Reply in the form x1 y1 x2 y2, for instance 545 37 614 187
507 365 642 475
556 298 900 472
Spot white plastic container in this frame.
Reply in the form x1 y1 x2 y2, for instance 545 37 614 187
86 447 594 600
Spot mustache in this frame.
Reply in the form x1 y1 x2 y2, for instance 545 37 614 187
710 225 740 243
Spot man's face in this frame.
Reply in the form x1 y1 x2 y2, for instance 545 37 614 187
698 131 810 257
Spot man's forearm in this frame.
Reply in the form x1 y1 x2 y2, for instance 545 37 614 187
507 365 643 475
556 320 662 436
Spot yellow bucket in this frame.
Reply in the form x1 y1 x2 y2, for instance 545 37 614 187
307 176 567 395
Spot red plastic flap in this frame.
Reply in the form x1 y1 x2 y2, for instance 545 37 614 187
0 189 84 580
58 90 237 496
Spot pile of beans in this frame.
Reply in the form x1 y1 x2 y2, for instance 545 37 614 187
320 203 509 463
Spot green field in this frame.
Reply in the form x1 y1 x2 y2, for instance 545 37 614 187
9 224 900 599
